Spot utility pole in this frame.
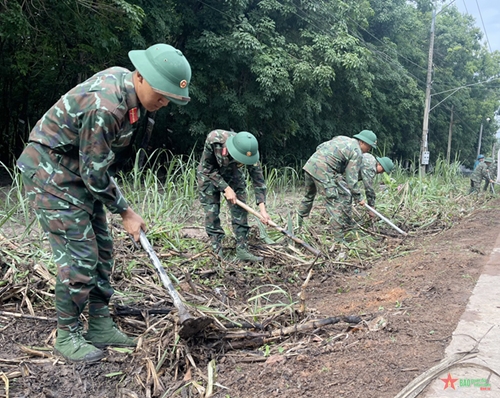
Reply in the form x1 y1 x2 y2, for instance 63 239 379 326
420 8 436 176
477 122 484 158
446 105 454 164
477 117 491 158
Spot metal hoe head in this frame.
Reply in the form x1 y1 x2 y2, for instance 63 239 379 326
178 316 214 339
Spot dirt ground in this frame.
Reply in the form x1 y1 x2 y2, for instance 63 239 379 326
1 197 499 398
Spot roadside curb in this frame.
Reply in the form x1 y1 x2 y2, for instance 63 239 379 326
422 231 500 397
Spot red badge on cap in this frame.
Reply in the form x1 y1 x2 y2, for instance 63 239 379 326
128 107 139 124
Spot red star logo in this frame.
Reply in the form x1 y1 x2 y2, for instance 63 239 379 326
440 373 459 390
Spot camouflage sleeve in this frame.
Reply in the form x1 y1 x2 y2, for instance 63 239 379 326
79 110 129 214
247 162 267 204
360 166 376 206
344 151 363 202
198 141 229 192
481 164 490 182
470 166 480 183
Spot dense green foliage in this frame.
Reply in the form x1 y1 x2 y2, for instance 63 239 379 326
1 0 499 169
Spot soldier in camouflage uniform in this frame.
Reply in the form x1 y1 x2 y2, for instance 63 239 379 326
483 157 497 192
473 154 484 170
297 130 377 241
197 130 270 262
16 44 192 363
469 156 493 194
357 154 394 212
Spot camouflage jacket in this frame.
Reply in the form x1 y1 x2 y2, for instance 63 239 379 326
196 130 267 204
471 162 490 184
16 67 142 214
303 136 363 201
357 153 377 206
487 162 497 180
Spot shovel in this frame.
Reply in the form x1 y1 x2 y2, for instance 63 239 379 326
235 199 323 257
111 177 212 339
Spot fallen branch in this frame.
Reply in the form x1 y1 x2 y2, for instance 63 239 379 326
179 252 208 267
265 246 309 264
221 315 362 345
33 263 56 288
298 269 313 315
19 345 53 358
0 310 56 322
394 351 478 398
113 305 173 317
395 326 500 398
1 371 11 398
221 320 263 330
270 316 361 337
0 234 20 251
183 267 199 295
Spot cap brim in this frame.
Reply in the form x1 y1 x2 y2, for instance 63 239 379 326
152 88 190 105
353 134 376 148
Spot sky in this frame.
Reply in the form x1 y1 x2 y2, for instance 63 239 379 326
453 0 500 139
454 0 500 52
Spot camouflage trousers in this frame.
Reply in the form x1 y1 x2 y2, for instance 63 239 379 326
483 180 495 192
22 174 114 330
469 179 481 194
198 179 250 249
297 171 353 239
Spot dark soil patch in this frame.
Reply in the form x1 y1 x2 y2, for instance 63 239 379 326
1 198 499 398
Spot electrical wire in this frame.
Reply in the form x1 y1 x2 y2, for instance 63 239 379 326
437 0 457 15
339 9 428 73
474 0 493 52
462 0 469 14
196 0 428 90
287 0 429 88
195 0 496 117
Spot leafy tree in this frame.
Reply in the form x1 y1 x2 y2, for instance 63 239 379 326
1 0 498 172
0 0 145 164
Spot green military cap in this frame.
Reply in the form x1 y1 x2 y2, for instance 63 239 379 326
485 157 494 163
376 157 394 173
353 130 377 148
129 43 192 106
226 132 260 165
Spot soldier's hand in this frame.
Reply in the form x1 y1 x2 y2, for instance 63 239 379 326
120 207 147 242
358 199 366 207
258 203 271 224
223 186 237 204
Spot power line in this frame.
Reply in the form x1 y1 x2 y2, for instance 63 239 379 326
195 0 303 66
340 11 428 73
289 0 429 88
196 0 496 111
432 77 500 96
437 0 457 14
461 0 469 14
443 104 483 141
197 0 428 90
474 0 493 52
